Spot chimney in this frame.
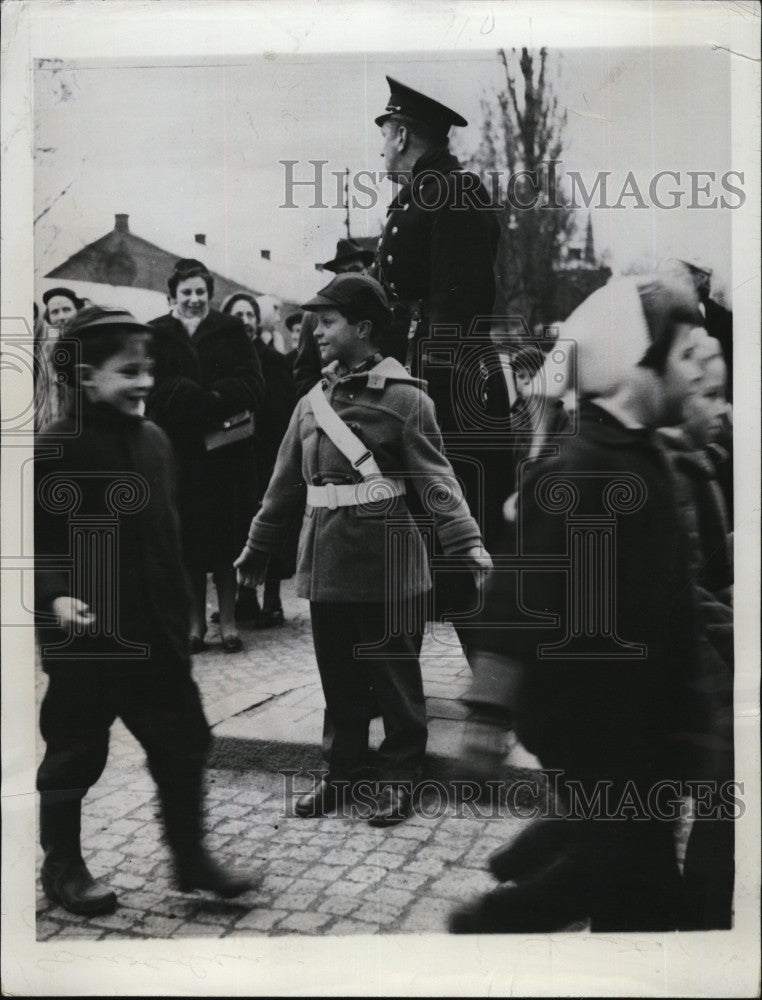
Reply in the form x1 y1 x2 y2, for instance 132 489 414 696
115 214 129 233
260 249 271 261
195 234 206 246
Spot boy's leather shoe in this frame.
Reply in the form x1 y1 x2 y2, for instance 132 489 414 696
175 850 254 898
41 859 117 916
368 786 412 827
294 778 340 818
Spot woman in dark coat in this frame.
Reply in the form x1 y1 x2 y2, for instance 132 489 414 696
147 260 264 652
221 292 297 626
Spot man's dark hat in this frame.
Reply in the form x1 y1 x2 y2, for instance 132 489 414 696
301 274 391 317
284 310 304 331
321 238 375 273
375 76 467 131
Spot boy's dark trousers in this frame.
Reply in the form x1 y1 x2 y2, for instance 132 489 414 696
309 601 427 784
37 645 211 882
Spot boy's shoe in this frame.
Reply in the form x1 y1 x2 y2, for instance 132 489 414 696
175 850 254 898
368 785 412 827
294 778 341 818
41 859 117 916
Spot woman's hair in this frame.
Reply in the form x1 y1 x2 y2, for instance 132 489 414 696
221 292 261 330
42 286 85 323
167 258 214 298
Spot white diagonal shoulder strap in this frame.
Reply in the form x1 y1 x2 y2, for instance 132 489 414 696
307 383 382 479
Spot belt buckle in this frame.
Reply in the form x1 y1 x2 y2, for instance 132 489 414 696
325 482 338 510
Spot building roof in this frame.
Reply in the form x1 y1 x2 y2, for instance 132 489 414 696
45 214 259 302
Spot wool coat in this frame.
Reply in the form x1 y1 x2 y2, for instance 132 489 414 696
473 402 706 783
146 309 265 569
35 400 192 669
245 356 483 603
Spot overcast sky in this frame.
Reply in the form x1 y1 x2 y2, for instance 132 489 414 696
34 44 734 304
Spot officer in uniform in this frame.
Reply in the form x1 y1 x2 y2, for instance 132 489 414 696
373 77 513 641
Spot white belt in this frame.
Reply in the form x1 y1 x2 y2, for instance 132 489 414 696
306 477 406 510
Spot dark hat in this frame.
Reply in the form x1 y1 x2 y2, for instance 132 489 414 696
284 310 304 331
321 238 376 273
42 286 84 308
301 274 391 317
66 304 153 338
375 76 467 131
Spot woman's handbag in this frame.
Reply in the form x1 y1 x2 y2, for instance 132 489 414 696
204 410 255 451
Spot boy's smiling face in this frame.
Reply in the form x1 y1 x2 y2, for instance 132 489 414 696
81 335 155 417
313 307 370 368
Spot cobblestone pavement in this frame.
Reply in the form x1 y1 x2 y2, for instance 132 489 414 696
35 758 521 941
34 580 531 941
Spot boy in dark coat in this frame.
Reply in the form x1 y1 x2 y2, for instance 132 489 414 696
235 275 491 826
451 269 710 933
35 306 252 916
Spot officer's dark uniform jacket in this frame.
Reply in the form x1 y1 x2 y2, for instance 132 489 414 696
373 145 513 557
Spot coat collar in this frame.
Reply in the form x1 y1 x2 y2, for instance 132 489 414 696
324 355 426 391
388 146 462 212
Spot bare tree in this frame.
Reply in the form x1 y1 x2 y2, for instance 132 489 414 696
472 48 576 329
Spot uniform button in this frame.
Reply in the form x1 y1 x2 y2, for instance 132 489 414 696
390 282 396 291
386 254 393 264
402 203 410 211
392 226 398 235
377 238 383 247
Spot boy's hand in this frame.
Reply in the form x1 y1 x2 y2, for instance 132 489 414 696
51 596 95 629
464 546 493 589
234 547 270 588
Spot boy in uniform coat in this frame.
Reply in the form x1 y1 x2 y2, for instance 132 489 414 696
235 274 491 826
35 306 252 915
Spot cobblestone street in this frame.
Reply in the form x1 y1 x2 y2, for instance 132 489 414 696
34 579 532 941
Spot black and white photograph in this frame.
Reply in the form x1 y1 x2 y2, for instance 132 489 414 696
1 1 760 995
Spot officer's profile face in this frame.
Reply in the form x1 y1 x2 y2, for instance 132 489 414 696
313 307 368 367
380 121 406 180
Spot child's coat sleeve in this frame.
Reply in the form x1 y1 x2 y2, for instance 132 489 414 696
245 401 307 553
401 390 483 553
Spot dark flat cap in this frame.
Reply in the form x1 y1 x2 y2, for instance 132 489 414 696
66 305 153 337
375 76 467 130
301 274 390 317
